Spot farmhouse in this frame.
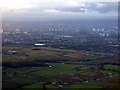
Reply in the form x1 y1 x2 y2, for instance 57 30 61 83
58 85 62 88
82 81 89 83
6 72 17 76
34 43 47 47
7 50 18 54
52 82 56 85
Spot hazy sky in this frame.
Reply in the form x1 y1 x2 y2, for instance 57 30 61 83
0 0 118 21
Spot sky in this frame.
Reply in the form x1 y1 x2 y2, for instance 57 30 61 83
0 0 118 21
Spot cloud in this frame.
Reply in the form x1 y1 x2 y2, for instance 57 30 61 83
2 1 118 21
0 0 38 11
43 9 60 14
67 0 80 7
53 2 117 13
1 0 117 14
96 2 105 8
86 2 118 13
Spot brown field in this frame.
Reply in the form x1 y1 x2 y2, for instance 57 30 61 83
100 78 120 87
80 65 99 71
64 52 85 58
2 46 85 62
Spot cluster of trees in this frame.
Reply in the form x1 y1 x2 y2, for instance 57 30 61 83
3 61 49 68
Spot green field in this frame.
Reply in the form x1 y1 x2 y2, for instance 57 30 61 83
2 46 120 89
17 63 87 78
104 65 120 71
45 82 103 89
20 81 44 89
69 82 103 88
100 70 114 74
85 56 105 60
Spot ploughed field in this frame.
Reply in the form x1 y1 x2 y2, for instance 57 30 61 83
2 45 120 89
